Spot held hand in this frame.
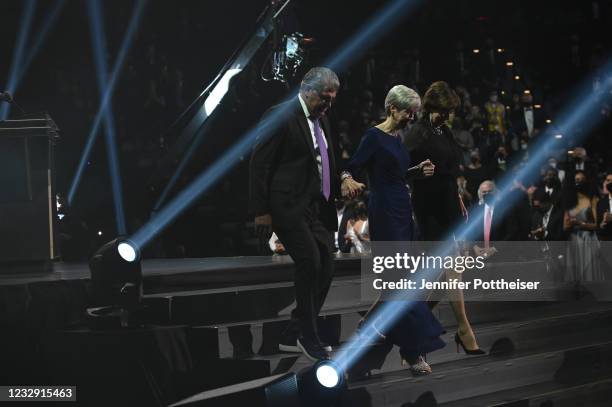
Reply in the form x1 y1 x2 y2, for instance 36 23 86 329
419 159 435 177
341 177 366 199
254 214 273 240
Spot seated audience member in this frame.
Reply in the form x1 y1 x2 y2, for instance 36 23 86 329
597 171 612 241
337 199 357 253
534 167 563 206
268 233 287 255
345 200 370 254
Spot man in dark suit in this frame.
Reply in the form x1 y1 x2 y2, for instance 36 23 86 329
597 171 612 241
534 167 563 207
249 67 347 361
469 180 515 257
530 193 565 241
510 93 544 140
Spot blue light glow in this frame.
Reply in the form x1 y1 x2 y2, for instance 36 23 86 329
333 56 612 371
130 0 424 249
0 0 36 120
67 0 146 207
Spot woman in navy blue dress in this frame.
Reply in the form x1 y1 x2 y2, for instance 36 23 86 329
341 85 445 375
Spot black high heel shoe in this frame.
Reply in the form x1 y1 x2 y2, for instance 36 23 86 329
454 332 485 355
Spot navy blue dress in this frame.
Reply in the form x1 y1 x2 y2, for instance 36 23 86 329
347 127 445 360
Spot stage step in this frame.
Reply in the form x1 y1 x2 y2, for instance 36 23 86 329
143 274 562 327
196 302 612 386
342 335 612 407
346 302 612 379
190 301 577 360
438 378 612 407
142 254 362 294
143 274 372 325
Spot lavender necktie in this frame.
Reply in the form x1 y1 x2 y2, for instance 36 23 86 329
312 118 330 200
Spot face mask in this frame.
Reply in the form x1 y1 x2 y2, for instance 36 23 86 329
483 193 496 205
575 181 588 193
548 161 557 168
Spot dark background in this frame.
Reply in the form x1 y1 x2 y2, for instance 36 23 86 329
0 0 610 259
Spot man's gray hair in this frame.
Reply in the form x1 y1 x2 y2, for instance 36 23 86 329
384 85 421 115
478 180 497 203
300 67 340 93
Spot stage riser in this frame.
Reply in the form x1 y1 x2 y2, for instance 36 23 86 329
143 255 362 294
343 341 612 407
187 302 556 361
146 276 370 325
204 306 612 382
145 280 565 328
348 309 612 379
439 380 612 407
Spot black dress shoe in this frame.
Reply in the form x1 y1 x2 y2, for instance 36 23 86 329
297 335 330 361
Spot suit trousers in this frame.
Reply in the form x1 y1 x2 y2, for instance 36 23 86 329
273 201 334 338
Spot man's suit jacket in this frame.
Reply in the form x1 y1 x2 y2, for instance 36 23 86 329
468 203 515 243
510 107 543 137
249 98 339 231
597 195 612 240
530 206 566 241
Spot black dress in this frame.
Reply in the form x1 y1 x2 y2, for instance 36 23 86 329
405 116 464 240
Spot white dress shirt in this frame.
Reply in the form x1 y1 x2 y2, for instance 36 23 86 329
298 94 328 184
484 203 495 239
335 207 345 250
542 206 553 239
524 108 534 137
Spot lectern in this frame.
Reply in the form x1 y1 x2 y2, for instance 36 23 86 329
0 113 59 270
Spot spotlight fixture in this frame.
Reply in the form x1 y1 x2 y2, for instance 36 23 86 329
554 134 563 139
524 89 531 94
546 119 552 123
535 104 542 109
298 360 346 405
497 48 503 52
316 362 341 388
88 238 142 327
514 75 520 80
506 61 514 66
472 48 480 54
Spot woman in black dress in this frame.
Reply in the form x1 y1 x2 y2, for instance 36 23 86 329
405 81 484 354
